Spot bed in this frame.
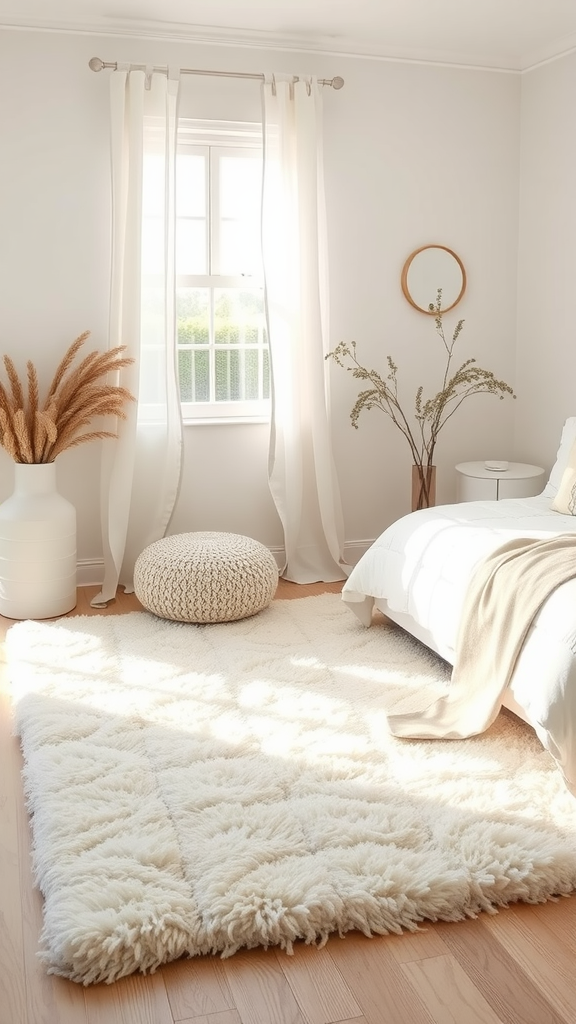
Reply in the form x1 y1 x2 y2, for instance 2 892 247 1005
342 418 576 794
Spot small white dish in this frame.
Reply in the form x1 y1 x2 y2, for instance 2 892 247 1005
484 460 509 472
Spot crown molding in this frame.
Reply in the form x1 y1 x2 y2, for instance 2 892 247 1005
0 13 574 74
521 31 576 72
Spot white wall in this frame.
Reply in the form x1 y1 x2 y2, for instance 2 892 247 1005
325 60 520 536
0 28 521 577
516 53 576 474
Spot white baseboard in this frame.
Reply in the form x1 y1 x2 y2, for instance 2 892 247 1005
265 540 373 574
76 539 374 588
344 539 374 565
269 546 285 570
77 560 105 587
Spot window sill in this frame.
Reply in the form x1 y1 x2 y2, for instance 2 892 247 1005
182 415 271 427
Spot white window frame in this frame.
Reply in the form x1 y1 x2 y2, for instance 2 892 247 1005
175 120 270 424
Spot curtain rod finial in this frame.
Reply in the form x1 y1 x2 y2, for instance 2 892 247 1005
89 57 104 72
331 76 344 90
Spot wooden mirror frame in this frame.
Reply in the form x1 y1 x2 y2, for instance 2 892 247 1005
401 244 466 315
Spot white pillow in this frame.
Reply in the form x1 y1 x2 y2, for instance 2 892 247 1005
543 417 576 498
551 438 576 513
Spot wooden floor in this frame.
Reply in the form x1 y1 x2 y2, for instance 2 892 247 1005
1 581 576 1024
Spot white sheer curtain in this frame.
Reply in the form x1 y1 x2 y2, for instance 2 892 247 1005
261 76 348 583
91 67 183 606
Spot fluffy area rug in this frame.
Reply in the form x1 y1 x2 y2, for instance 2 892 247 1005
8 594 576 986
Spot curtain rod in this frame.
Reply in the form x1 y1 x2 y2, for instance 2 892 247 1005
88 57 344 90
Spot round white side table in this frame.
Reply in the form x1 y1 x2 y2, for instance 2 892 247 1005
455 461 546 502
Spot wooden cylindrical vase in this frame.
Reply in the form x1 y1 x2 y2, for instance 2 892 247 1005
0 462 77 619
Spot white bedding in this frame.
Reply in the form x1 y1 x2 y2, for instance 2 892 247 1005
342 492 576 794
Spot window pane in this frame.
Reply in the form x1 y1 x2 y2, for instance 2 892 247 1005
177 288 209 345
220 222 262 277
216 349 240 402
243 349 260 400
178 349 211 403
167 130 270 414
219 155 263 276
193 350 210 402
214 347 268 403
177 154 206 217
220 156 261 218
176 219 207 274
214 288 265 346
178 349 193 402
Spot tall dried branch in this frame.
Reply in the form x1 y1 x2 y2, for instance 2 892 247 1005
44 330 90 405
326 288 516 503
42 400 130 463
0 408 19 461
34 407 58 463
0 381 15 420
55 384 134 434
3 356 25 411
33 410 46 464
13 409 34 464
0 332 135 463
51 354 134 424
49 430 120 461
26 361 39 441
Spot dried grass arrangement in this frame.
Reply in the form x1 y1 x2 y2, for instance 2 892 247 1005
327 290 516 509
0 331 135 464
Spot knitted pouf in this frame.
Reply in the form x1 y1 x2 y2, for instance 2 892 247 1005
133 531 279 623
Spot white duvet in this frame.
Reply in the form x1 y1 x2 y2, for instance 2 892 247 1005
342 492 576 794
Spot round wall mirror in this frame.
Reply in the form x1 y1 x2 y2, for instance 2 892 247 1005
401 245 466 315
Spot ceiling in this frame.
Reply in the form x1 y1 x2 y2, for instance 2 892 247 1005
1 0 576 72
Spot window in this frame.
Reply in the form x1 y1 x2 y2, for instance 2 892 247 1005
143 120 269 422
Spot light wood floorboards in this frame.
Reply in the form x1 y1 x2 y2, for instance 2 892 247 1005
1 581 575 1024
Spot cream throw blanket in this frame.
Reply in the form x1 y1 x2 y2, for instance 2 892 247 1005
387 533 576 739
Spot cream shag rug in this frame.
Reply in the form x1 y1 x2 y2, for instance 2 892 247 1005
8 594 576 986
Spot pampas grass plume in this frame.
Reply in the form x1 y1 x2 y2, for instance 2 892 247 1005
0 333 135 463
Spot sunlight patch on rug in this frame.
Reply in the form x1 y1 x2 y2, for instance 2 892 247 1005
8 594 576 985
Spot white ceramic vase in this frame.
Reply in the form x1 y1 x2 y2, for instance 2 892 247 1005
0 462 77 620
